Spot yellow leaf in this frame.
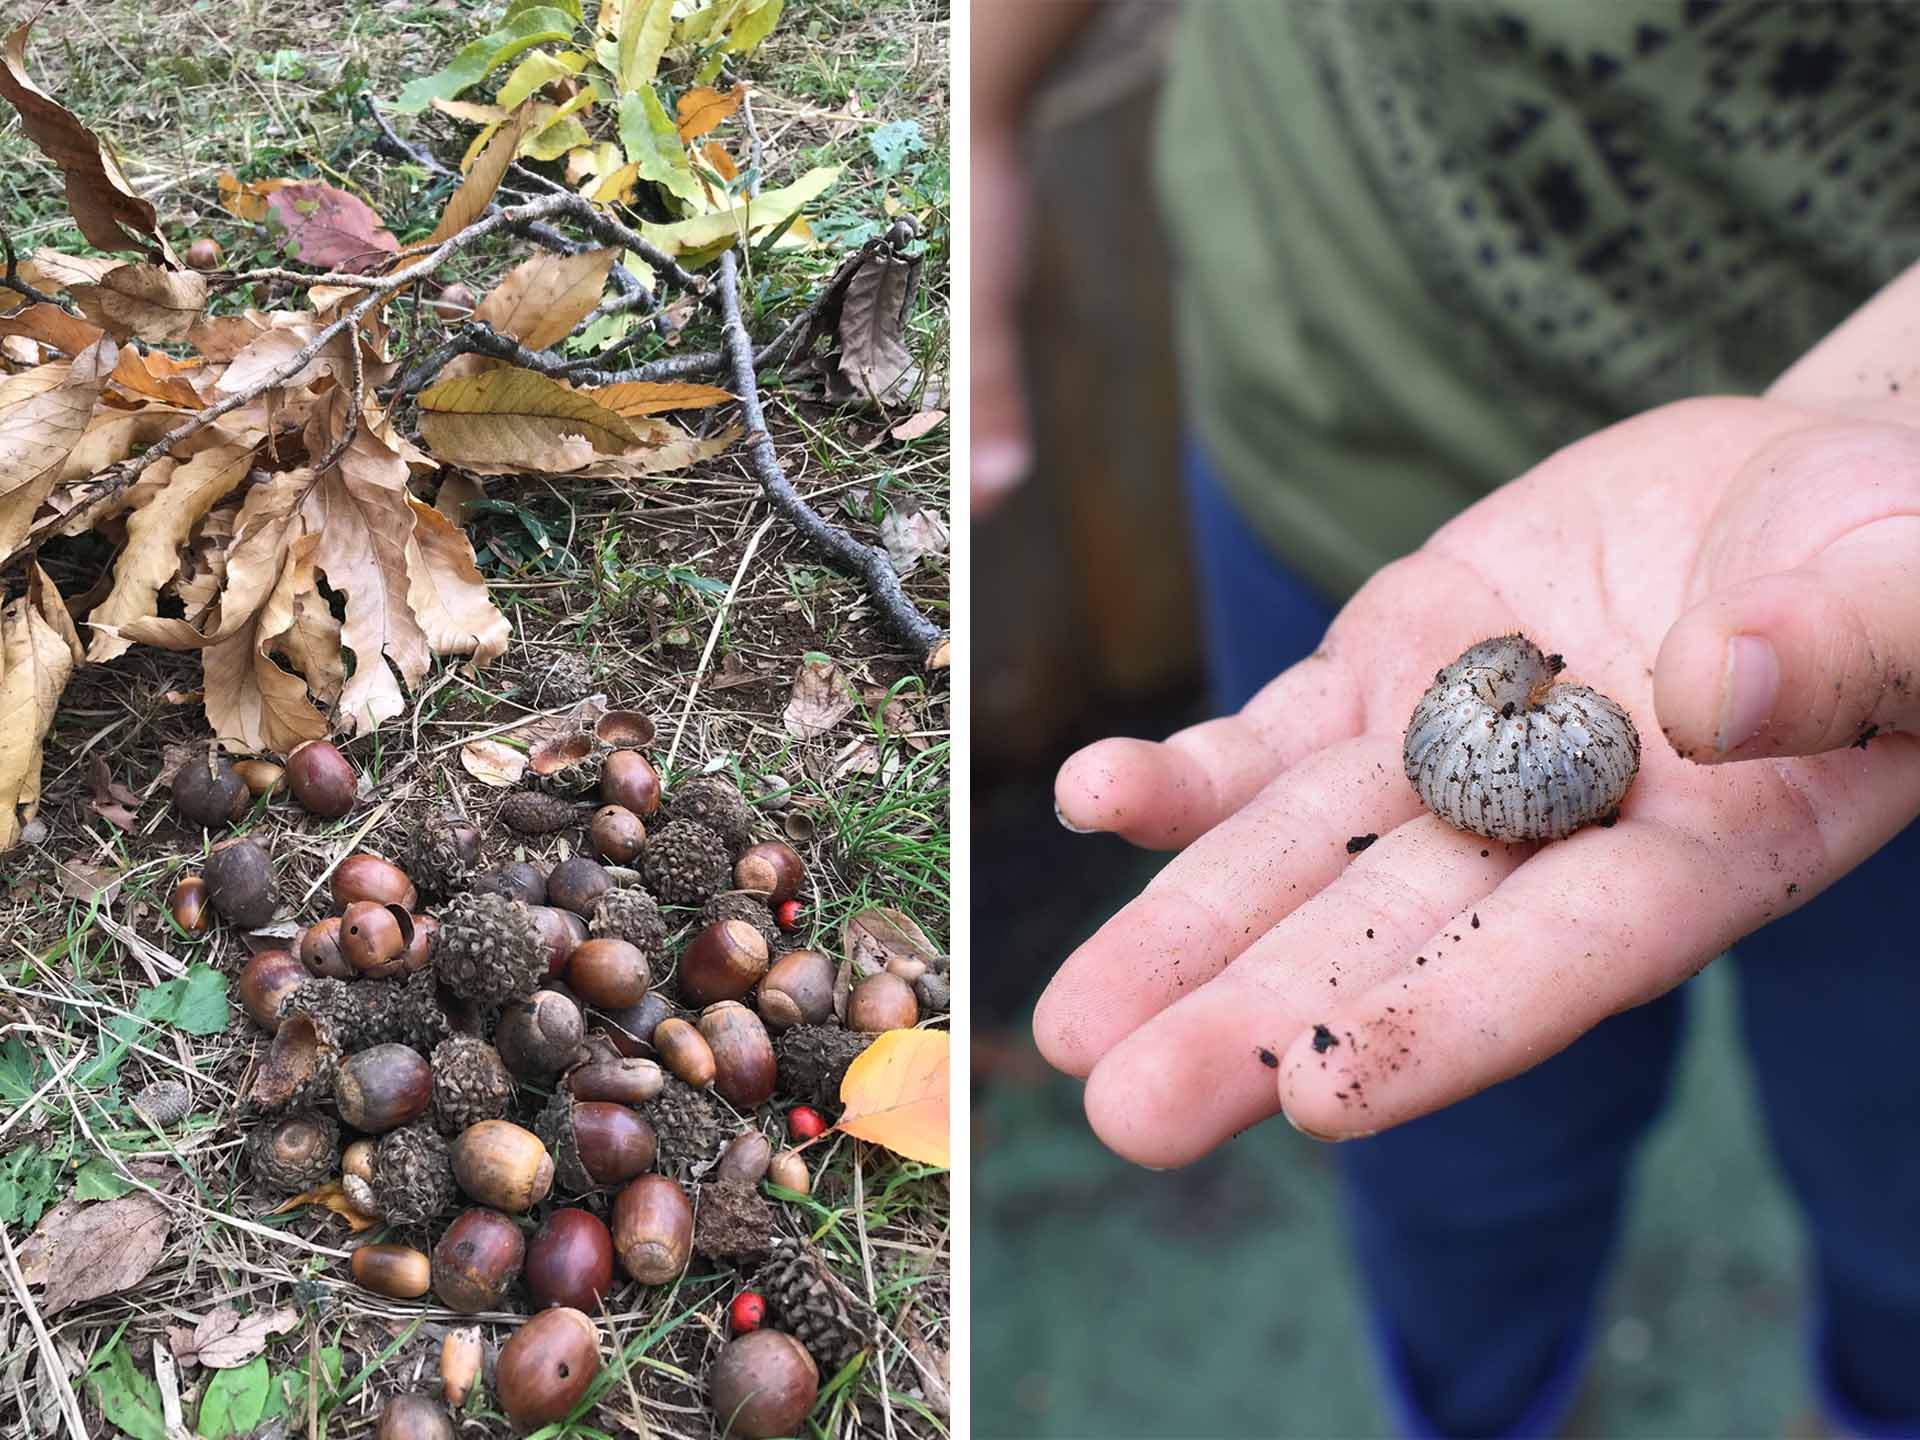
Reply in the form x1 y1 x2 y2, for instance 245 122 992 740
475 248 616 351
676 82 744 143
496 48 586 109
617 0 674 91
590 162 641 204
418 365 645 466
429 107 534 245
217 174 295 224
0 567 81 851
432 97 510 125
590 380 735 417
638 165 839 260
404 497 509 664
835 1028 949 1168
70 265 208 344
270 1181 380 1234
0 337 113 564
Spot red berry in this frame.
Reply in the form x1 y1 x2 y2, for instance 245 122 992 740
787 1105 826 1142
729 1291 766 1334
775 900 803 932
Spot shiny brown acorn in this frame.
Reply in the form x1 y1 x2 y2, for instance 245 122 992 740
432 1207 524 1312
565 938 651 1009
678 922 769 1007
351 1243 431 1299
699 1002 777 1109
237 949 308 1032
287 740 356 818
733 840 805 905
332 852 418 911
452 1120 555 1212
334 1045 434 1133
525 1208 615 1312
612 1175 692 1285
757 949 835 1031
496 1307 601 1427
600 751 661 816
653 1018 716 1089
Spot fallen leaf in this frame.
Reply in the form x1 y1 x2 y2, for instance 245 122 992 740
110 346 204 407
831 738 883 779
835 1028 949 1168
589 380 734 417
428 107 535 245
55 857 122 903
879 508 948 576
417 365 645 467
475 248 616 350
181 1305 298 1370
216 174 295 223
71 264 208 343
0 302 105 358
843 907 941 977
0 339 114 565
0 567 84 850
783 657 855 739
460 738 527 787
404 498 510 664
675 81 745 143
270 1181 379 1233
889 409 945 443
434 472 484 524
87 754 140 831
835 247 919 403
17 1190 171 1313
266 182 399 273
28 247 122 288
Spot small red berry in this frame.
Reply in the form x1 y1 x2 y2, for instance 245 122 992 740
729 1290 766 1334
787 1105 826 1142
775 899 803 932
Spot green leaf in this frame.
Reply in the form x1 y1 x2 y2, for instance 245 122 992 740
73 1156 134 1202
0 1144 61 1226
0 1036 45 1105
869 119 926 178
393 7 576 113
197 1356 271 1440
723 0 783 54
260 1345 343 1424
135 963 230 1036
618 90 701 207
496 48 587 108
510 0 581 20
638 165 839 260
616 0 675 92
86 1342 166 1440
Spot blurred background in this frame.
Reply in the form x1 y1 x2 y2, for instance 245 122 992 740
971 7 1811 1436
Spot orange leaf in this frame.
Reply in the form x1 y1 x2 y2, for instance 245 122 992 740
676 82 744 144
835 1028 948 1168
270 1181 379 1233
590 380 734 417
217 174 296 224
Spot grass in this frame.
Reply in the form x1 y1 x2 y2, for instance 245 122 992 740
0 0 950 1436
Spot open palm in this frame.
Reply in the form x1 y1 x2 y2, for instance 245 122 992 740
1036 387 1920 1167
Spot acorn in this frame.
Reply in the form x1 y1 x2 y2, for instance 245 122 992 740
699 1002 777 1109
404 914 438 975
441 1328 482 1406
298 915 354 979
495 990 586 1078
668 776 756 856
169 877 210 934
565 938 651 1009
600 750 661 816
377 1396 452 1440
496 1307 601 1428
537 1092 658 1192
768 1149 810 1196
432 282 475 322
654 1018 716 1089
597 992 676 1058
640 821 730 906
566 1057 665 1105
171 751 249 827
246 1109 339 1193
204 836 275 927
612 1175 692 1285
547 857 613 919
715 1132 772 1185
342 1137 380 1218
589 886 666 956
451 1120 554 1212
232 759 285 797
915 971 951 1014
341 901 413 977
499 790 576 835
333 853 417 911
184 236 223 271
702 892 780 952
432 1206 525 1312
238 949 308 1032
429 1036 514 1135
679 922 769 1008
733 840 804 906
335 1044 434 1133
758 950 834 1032
474 861 548 906
287 739 356 817
525 1208 615 1312
528 904 587 980
589 806 646 864
709 1330 819 1439
351 1243 432 1299
371 1124 457 1226
848 971 919 1033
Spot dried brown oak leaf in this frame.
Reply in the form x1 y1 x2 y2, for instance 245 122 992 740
17 1191 170 1314
176 1304 299 1369
783 658 855 740
476 248 617 351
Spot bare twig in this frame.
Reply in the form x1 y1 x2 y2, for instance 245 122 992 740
0 226 70 311
714 249 942 659
313 320 366 475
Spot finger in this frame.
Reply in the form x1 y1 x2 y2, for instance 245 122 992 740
1276 740 1920 1137
1053 650 1362 848
1079 814 1524 1167
1034 731 1422 1078
1654 515 1920 760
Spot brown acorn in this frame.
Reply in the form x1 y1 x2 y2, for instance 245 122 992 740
588 806 646 864
612 1175 692 1285
654 1018 716 1089
169 877 210 934
758 949 835 1032
298 916 354 979
598 992 676 1058
376 1394 453 1440
733 840 805 905
432 282 475 322
440 1328 482 1406
566 1057 665 1105
341 901 413 977
474 861 548 905
334 1044 434 1133
496 1307 601 1427
404 914 437 975
451 1120 555 1212
528 904 587 981
172 752 249 827
351 1243 432 1299
232 759 285 797
432 1206 524 1312
679 921 770 1008
847 971 919 1033
699 1002 777 1109
565 937 651 1010
184 237 223 271
709 1330 819 1439
547 857 613 919
333 853 418 911
715 1131 772 1184
768 1148 810 1196
525 1208 615 1312
204 836 275 927
287 739 356 817
600 750 661 816
238 949 307 1031
539 1093 657 1192
495 990 586 1078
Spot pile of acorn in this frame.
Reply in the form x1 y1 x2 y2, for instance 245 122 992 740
163 718 947 1439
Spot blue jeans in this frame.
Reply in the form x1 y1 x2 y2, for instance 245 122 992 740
1182 441 1920 1439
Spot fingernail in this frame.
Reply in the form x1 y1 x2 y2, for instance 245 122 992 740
1281 1108 1365 1143
1716 635 1779 755
1053 799 1097 835
973 438 1031 503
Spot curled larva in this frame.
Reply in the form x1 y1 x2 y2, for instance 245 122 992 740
1403 634 1640 841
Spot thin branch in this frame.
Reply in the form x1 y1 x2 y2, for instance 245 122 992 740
0 226 71 311
714 248 941 659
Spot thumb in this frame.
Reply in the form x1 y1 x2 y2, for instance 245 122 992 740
1653 514 1920 761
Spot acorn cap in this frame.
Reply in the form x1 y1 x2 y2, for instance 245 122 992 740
700 892 781 952
755 1237 876 1373
693 1178 775 1268
667 777 756 857
432 891 546 1004
251 1008 343 1111
639 822 730 907
246 1109 340 1194
429 1035 514 1136
413 819 482 901
640 1078 730 1179
533 1089 594 1195
372 1123 457 1228
499 790 577 836
589 886 667 956
390 970 456 1053
130 1079 191 1128
772 1024 873 1111
534 651 596 705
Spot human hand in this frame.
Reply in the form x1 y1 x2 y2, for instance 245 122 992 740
969 124 1033 516
1035 393 1920 1165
